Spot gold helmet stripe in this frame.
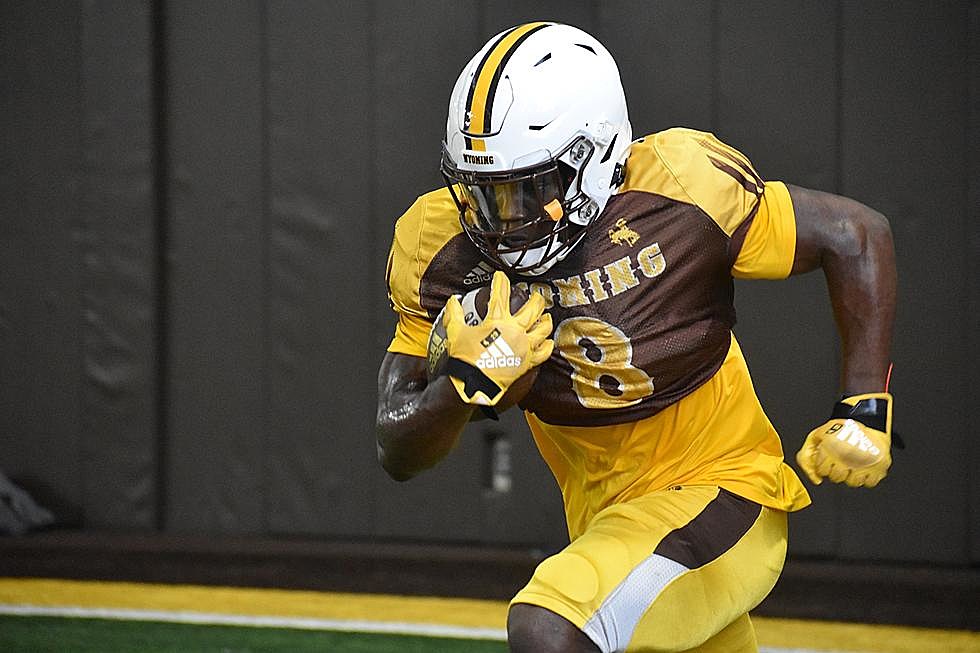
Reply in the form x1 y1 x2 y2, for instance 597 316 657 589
465 22 550 152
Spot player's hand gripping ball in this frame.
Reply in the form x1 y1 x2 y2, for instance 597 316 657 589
427 271 552 413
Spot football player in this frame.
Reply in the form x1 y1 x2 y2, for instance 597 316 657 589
376 22 897 653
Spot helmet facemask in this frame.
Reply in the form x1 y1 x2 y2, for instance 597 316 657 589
442 136 598 275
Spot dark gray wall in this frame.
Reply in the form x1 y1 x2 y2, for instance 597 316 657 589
1 1 160 529
970 0 980 565
1 0 976 565
2 2 86 526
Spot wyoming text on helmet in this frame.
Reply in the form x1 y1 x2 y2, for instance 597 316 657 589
441 22 632 275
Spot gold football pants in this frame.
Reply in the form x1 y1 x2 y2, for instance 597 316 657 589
510 485 786 652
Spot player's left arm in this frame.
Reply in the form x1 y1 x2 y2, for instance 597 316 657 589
789 185 896 392
788 184 898 487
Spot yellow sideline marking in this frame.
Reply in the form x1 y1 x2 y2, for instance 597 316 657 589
753 617 980 653
0 578 507 628
2 578 979 653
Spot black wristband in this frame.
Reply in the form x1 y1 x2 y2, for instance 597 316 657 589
831 396 904 450
444 357 503 404
831 397 887 431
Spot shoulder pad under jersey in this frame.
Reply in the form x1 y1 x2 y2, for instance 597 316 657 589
620 128 765 236
386 188 462 318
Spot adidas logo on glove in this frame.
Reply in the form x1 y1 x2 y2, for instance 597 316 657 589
477 328 522 370
828 420 881 456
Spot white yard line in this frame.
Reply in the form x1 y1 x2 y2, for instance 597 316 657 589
0 603 867 653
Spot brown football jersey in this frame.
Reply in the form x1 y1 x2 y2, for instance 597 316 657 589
386 128 809 522
386 128 795 427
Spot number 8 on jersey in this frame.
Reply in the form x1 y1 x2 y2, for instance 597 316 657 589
556 317 655 409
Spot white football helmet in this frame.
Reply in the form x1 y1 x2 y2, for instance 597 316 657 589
441 22 632 275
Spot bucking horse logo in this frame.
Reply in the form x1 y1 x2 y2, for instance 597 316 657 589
608 218 640 247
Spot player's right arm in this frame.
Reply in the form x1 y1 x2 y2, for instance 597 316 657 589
377 191 479 481
377 271 552 481
376 351 476 482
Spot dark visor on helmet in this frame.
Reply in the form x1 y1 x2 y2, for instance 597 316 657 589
440 138 593 273
443 144 583 223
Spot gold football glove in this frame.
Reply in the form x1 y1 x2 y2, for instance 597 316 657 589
443 271 553 406
796 392 895 488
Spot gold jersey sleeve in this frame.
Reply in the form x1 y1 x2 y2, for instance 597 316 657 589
732 179 796 279
385 188 462 357
622 128 796 279
389 312 433 358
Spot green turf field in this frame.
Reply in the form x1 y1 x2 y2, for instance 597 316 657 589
0 615 507 653
5 579 980 653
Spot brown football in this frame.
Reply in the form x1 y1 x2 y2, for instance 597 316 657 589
427 282 539 415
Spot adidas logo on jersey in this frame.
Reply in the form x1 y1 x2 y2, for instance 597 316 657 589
477 330 521 370
463 261 495 286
